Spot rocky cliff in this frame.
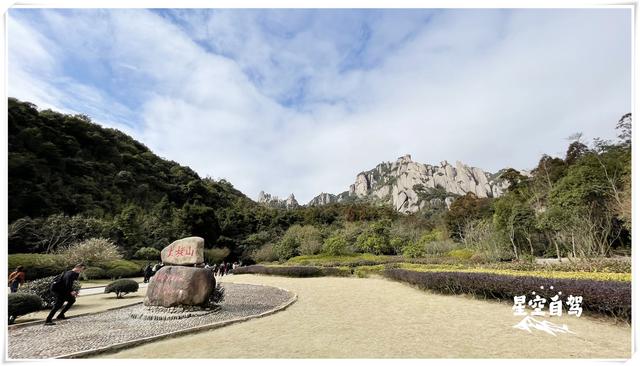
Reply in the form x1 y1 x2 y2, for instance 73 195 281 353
257 191 300 209
308 154 510 213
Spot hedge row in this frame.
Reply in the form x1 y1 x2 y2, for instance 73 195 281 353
394 263 631 282
233 265 352 278
8 254 143 280
286 254 631 273
383 269 631 321
8 254 68 280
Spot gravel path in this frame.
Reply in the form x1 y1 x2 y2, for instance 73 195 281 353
8 283 294 359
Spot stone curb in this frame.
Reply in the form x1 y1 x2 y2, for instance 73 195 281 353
8 301 144 329
56 285 298 359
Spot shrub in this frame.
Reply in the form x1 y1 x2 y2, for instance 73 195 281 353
299 238 323 256
354 220 392 255
18 275 81 308
273 236 299 261
322 235 350 256
133 247 160 260
297 226 323 256
402 241 426 258
81 267 106 280
389 238 407 255
423 240 458 256
104 279 139 298
233 265 351 278
56 238 122 266
383 269 631 321
8 293 43 324
252 243 278 263
8 254 67 280
272 225 324 259
204 247 230 264
448 249 474 260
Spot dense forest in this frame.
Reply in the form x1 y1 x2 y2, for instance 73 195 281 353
8 98 631 264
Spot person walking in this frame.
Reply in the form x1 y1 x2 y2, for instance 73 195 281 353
8 266 26 293
219 262 226 277
44 263 86 326
143 263 153 283
225 262 231 275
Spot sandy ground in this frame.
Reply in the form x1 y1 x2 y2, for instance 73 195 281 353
102 274 631 359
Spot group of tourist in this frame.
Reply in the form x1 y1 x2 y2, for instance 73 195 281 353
204 261 241 277
143 260 242 281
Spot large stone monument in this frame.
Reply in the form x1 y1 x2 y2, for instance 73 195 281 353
142 236 216 312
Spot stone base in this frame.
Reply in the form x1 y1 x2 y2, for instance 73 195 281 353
129 305 217 321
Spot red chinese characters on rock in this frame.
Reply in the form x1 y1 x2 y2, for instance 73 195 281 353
167 245 196 258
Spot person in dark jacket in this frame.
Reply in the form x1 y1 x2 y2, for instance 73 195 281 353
45 263 86 325
143 263 153 283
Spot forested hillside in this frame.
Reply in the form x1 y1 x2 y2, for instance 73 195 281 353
8 98 271 257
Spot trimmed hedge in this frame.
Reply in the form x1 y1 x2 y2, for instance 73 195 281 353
104 279 139 298
8 254 67 280
92 259 142 279
284 254 632 273
395 263 631 282
9 254 144 280
233 265 352 278
8 293 43 324
383 269 631 321
81 267 107 280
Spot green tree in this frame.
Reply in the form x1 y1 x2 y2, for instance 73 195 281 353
445 193 492 241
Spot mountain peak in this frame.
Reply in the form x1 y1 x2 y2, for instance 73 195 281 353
257 191 299 209
307 155 511 213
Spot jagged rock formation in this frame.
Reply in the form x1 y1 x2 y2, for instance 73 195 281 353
257 191 299 209
308 154 510 213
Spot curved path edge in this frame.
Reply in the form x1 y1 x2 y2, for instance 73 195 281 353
57 284 298 359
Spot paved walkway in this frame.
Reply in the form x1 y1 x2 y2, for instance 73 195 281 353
104 275 632 359
8 283 293 359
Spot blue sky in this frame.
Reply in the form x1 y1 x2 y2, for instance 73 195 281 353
8 8 632 202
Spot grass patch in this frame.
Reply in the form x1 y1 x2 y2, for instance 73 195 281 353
286 253 397 267
233 265 352 277
353 265 385 278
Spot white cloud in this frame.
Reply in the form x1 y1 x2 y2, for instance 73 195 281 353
8 9 632 204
